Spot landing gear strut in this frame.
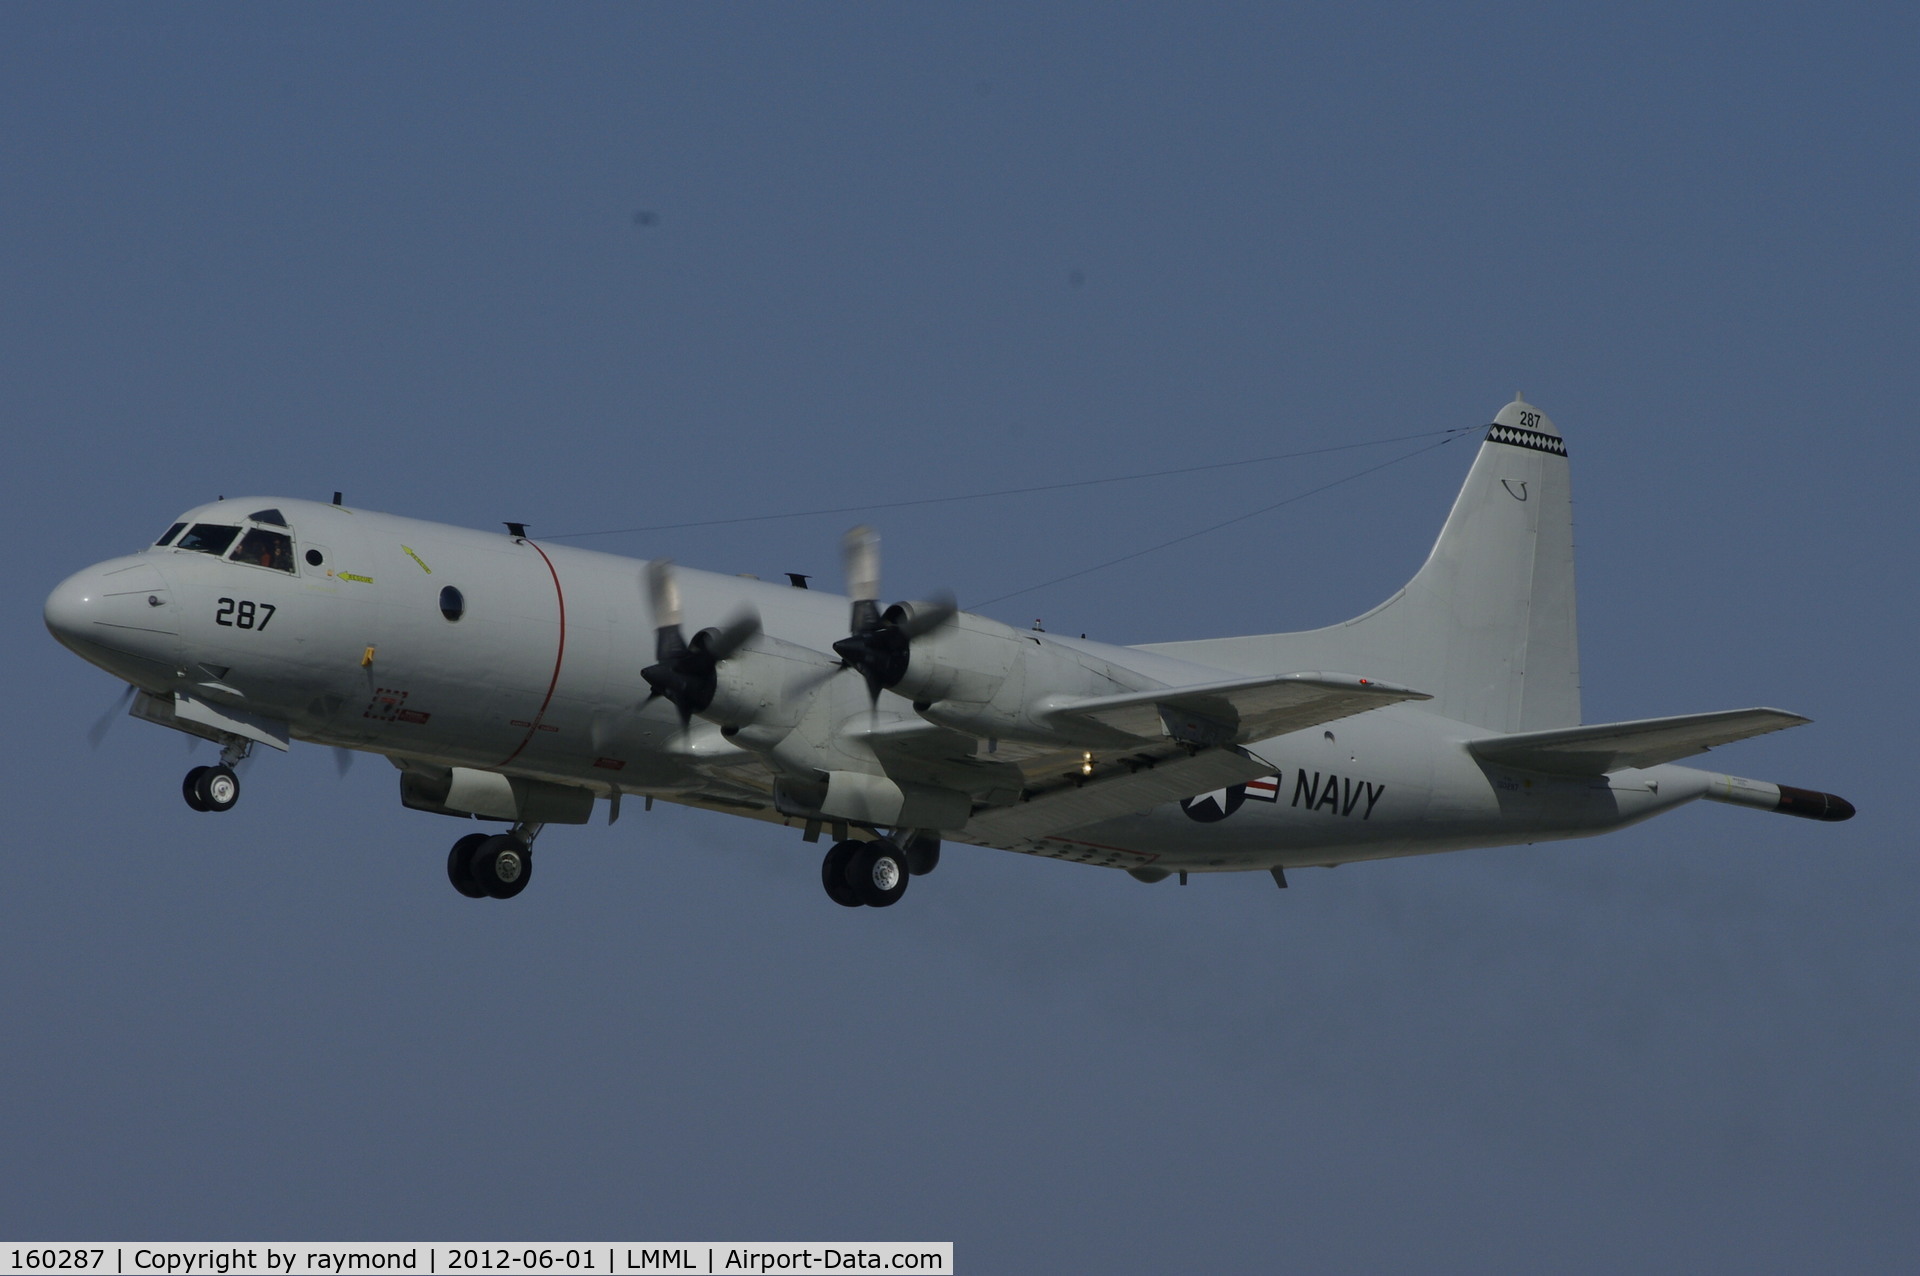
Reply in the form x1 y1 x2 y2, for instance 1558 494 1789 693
447 823 543 899
821 838 910 908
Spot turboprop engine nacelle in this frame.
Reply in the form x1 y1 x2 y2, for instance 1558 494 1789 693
699 632 841 749
886 607 1155 744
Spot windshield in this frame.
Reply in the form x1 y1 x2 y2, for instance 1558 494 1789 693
176 524 241 556
231 527 295 573
155 522 186 547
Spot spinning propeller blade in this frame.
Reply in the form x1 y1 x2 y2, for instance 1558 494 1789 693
87 683 138 749
843 525 881 626
829 527 957 709
646 558 684 654
639 559 760 730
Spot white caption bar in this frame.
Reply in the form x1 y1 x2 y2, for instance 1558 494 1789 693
0 1246 952 1276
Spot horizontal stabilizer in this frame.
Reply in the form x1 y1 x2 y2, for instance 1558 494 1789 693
1041 672 1429 747
1468 708 1810 776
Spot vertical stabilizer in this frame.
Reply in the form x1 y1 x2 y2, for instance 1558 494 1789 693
1138 396 1582 732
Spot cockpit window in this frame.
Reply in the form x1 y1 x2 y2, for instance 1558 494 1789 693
156 522 187 547
176 524 241 556
248 509 289 527
231 528 295 573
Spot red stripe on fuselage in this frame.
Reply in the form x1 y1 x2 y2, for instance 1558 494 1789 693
497 540 567 768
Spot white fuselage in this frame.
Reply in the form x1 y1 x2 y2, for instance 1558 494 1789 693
47 495 1709 876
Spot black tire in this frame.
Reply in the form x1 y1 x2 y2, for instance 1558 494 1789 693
821 841 864 907
446 833 491 898
849 840 909 908
902 832 941 877
182 766 210 812
194 764 240 812
469 835 532 899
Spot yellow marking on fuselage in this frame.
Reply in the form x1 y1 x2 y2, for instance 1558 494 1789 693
401 545 432 573
339 573 374 583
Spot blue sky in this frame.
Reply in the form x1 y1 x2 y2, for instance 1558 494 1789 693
5 4 1914 1270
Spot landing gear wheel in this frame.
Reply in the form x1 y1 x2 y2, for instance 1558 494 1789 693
849 840 909 908
446 833 491 899
822 841 864 908
182 766 210 811
191 764 239 812
469 835 532 899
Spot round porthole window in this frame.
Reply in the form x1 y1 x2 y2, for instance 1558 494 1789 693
440 586 465 622
305 549 324 567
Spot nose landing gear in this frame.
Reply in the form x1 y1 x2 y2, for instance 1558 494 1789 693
181 764 240 812
447 823 543 899
181 740 251 813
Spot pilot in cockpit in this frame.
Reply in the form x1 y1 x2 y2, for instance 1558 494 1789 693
234 525 295 573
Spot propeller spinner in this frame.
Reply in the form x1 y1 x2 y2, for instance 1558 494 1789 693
639 559 761 728
829 526 956 706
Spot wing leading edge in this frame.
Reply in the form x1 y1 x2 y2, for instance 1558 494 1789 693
1039 672 1429 747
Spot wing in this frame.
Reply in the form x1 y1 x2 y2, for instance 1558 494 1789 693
849 672 1424 847
1039 671 1429 747
1467 708 1810 775
961 745 1277 846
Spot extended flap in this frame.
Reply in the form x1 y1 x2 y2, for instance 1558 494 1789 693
965 747 1275 844
1467 708 1809 776
1041 672 1427 747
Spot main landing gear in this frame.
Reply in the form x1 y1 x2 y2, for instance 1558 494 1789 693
822 839 908 907
181 740 251 813
447 823 544 899
820 832 939 908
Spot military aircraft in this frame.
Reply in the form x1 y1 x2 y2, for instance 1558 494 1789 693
44 396 1851 907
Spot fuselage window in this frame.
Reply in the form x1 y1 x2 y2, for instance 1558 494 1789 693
176 524 241 556
305 548 324 567
232 528 295 573
156 522 187 547
247 508 289 527
440 586 465 622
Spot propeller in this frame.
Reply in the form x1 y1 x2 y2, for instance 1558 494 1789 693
829 526 956 707
87 683 138 749
640 559 761 729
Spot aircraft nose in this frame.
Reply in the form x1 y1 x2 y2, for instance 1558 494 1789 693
44 558 180 656
44 566 105 649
